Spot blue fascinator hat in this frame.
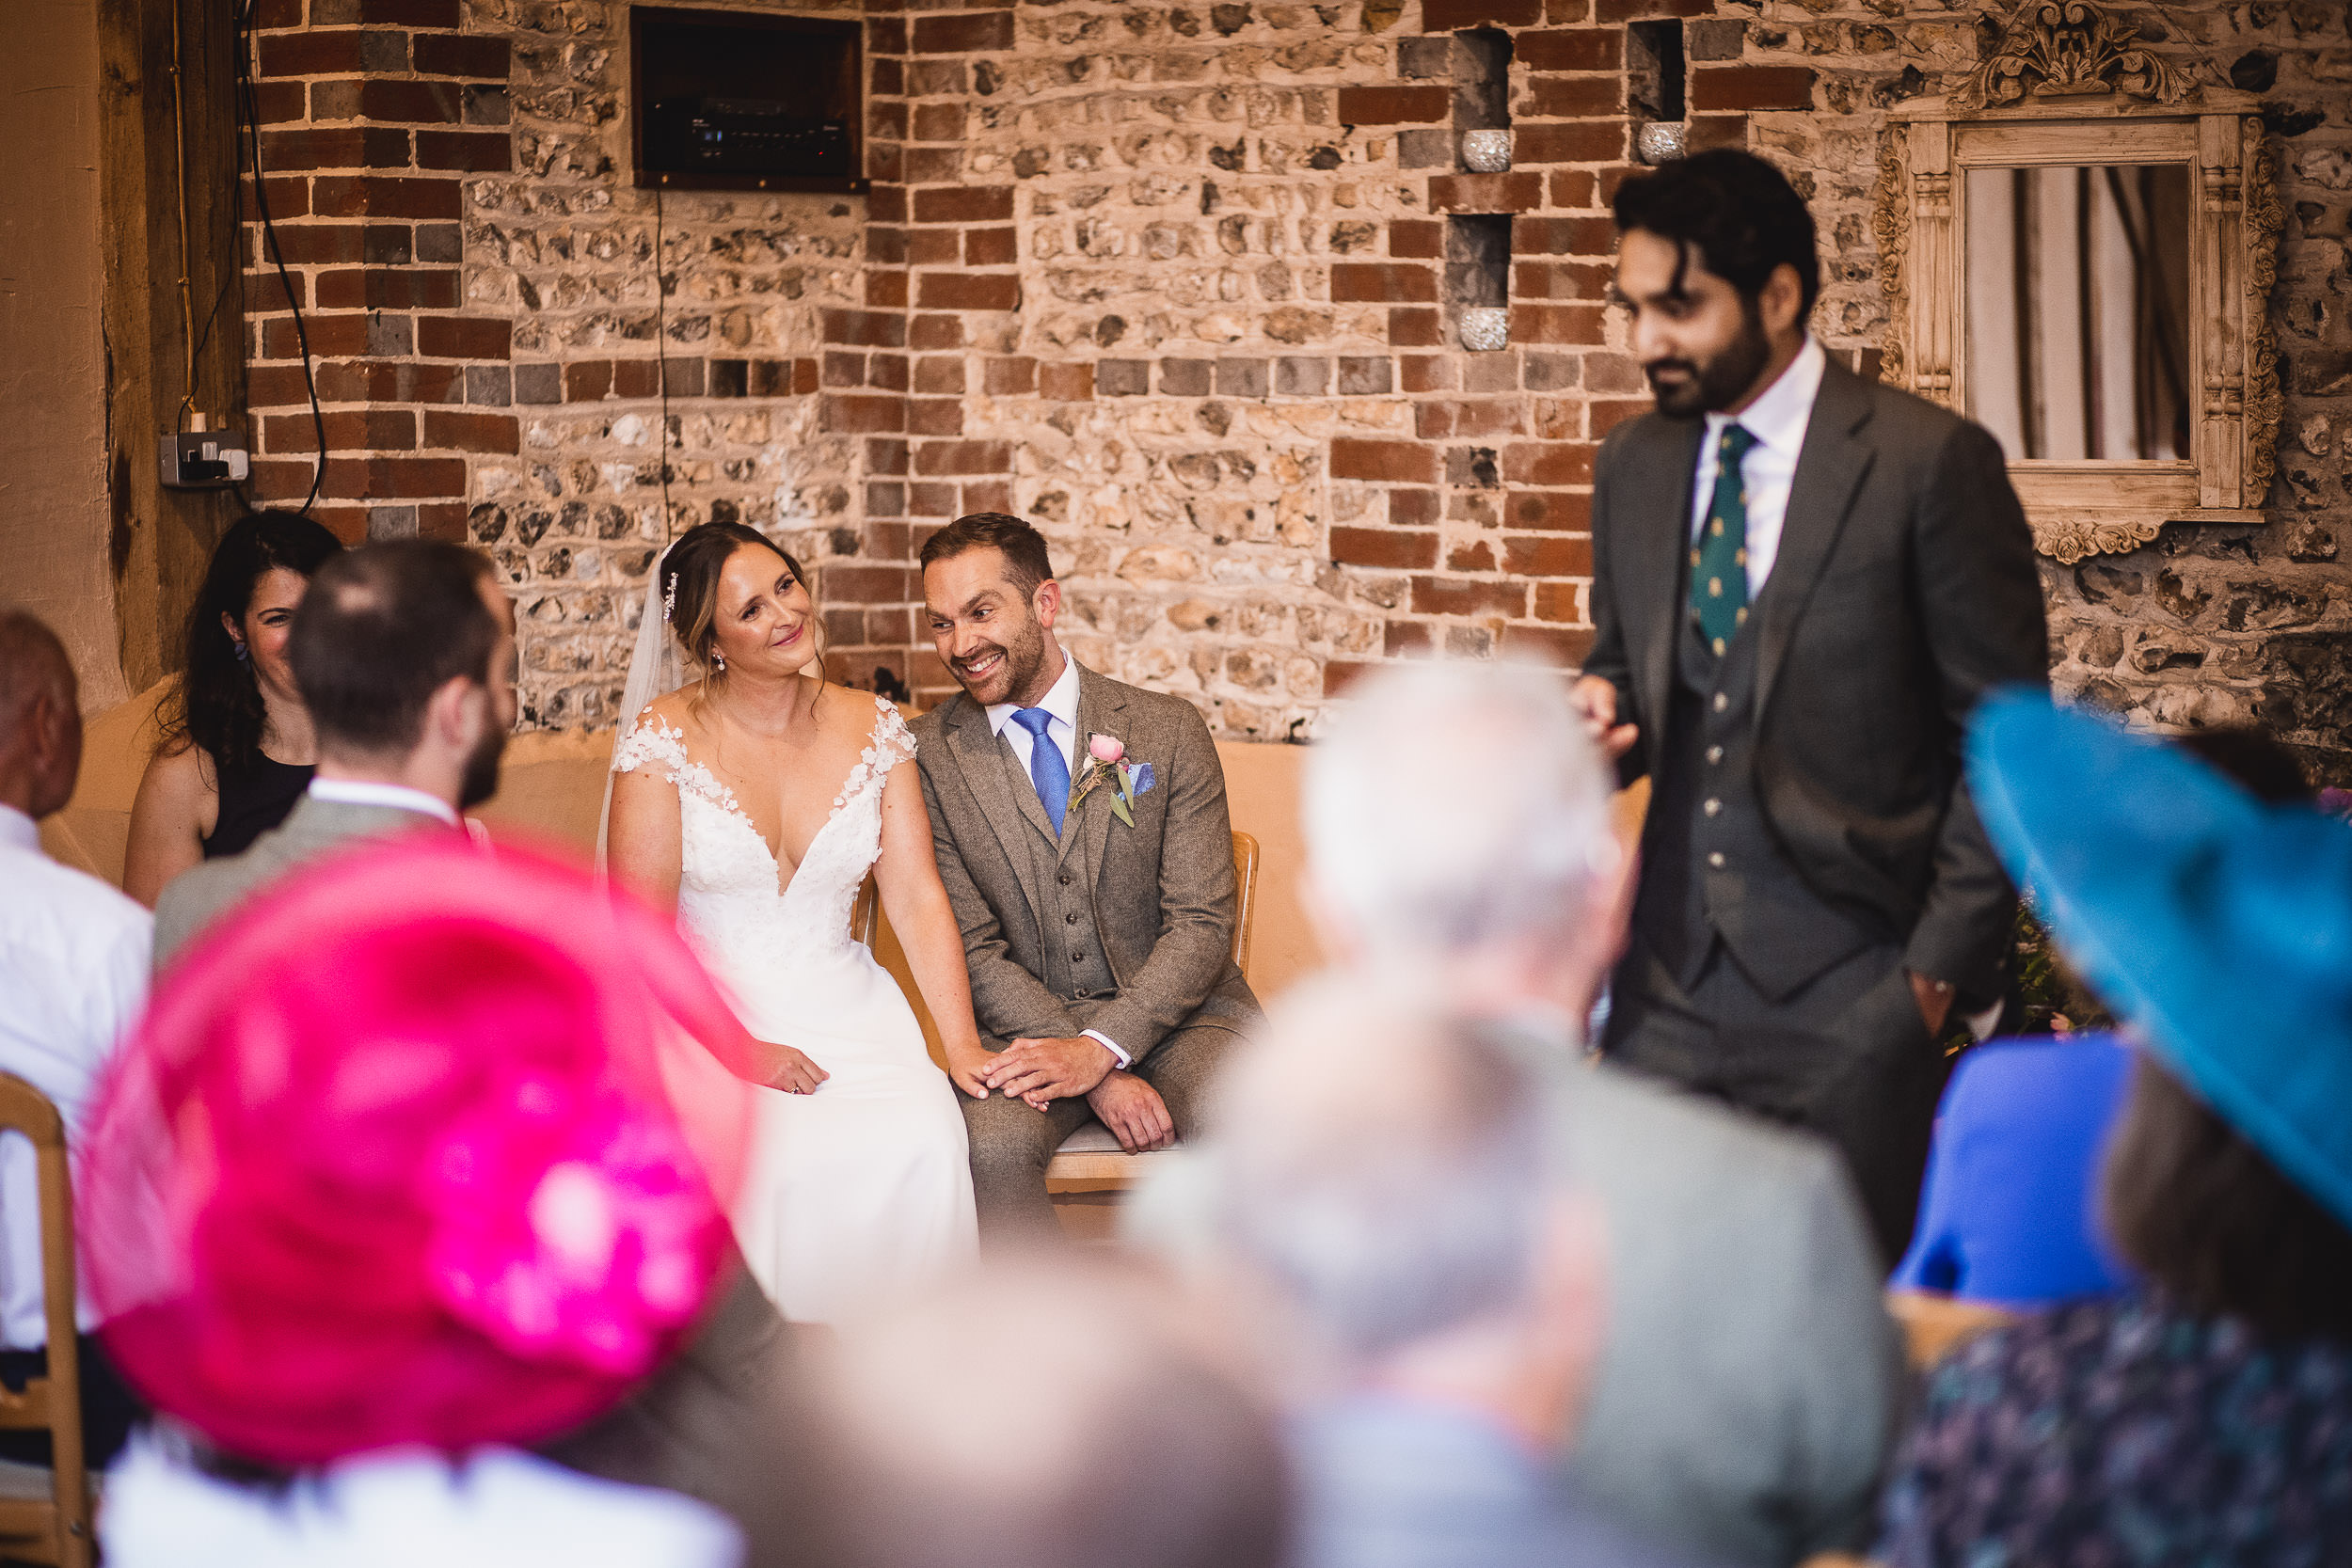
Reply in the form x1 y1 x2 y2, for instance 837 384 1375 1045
1968 689 2352 1233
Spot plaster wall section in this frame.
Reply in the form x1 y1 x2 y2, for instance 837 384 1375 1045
2 0 129 711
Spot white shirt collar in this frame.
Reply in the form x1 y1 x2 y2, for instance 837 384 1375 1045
984 653 1082 739
307 777 461 828
1706 334 1826 457
0 804 37 855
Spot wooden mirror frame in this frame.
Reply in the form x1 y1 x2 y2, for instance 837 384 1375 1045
1873 1 2281 564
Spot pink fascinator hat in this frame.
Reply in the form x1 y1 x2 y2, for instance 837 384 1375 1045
78 838 759 1466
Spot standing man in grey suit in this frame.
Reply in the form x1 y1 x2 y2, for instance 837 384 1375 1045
914 513 1260 1244
152 540 516 967
1576 150 2049 1263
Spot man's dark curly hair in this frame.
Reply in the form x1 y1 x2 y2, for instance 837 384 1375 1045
1612 149 1820 315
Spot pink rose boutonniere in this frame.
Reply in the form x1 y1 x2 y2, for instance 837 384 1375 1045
1067 732 1152 827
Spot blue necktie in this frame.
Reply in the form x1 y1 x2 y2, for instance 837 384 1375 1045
1011 708 1069 835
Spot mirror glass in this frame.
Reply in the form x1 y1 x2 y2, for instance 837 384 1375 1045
1964 163 2192 462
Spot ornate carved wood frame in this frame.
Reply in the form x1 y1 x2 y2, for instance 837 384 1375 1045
1874 2 2280 563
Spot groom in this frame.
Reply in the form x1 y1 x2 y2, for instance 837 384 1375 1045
914 512 1261 1244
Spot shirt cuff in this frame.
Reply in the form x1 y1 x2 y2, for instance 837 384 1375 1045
1080 1028 1131 1069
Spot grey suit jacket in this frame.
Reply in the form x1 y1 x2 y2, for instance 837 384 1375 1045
1552 1053 1903 1567
1581 359 2049 997
912 666 1258 1057
151 794 461 969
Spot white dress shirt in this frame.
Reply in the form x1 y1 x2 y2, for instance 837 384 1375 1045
101 1436 742 1568
307 776 461 827
0 805 151 1350
1688 333 1828 599
983 653 1081 781
981 657 1130 1069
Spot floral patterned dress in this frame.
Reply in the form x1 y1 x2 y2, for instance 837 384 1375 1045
1878 1291 2352 1567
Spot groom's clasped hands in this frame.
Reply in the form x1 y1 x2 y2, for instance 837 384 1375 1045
977 1035 1177 1153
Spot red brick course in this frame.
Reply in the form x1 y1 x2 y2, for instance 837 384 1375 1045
1692 65 1817 111
1330 528 1439 570
1336 86 1450 125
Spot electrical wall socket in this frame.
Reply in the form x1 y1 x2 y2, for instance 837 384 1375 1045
160 430 250 489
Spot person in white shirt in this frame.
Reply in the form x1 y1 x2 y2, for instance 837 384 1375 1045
151 540 516 968
0 609 152 1468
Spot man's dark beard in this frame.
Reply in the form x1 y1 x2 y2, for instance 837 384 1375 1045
1645 301 1772 419
954 607 1049 704
457 725 508 810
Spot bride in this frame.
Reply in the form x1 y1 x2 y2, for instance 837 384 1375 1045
606 520 988 1323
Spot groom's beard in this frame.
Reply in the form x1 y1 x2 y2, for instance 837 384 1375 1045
950 612 1048 706
457 726 508 811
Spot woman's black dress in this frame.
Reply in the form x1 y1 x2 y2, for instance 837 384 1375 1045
199 751 312 858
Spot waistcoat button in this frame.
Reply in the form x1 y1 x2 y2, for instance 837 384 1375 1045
1704 799 1722 816
1706 745 1724 764
1708 851 1725 868
1712 692 1728 712
1066 911 1079 924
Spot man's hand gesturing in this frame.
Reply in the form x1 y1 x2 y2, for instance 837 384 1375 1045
1572 674 1639 762
979 1035 1117 1106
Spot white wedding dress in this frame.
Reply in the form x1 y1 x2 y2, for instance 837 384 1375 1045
612 692 977 1323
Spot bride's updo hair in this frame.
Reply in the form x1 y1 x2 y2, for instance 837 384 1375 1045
658 521 826 689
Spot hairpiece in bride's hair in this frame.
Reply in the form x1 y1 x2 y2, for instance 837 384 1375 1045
661 568 678 626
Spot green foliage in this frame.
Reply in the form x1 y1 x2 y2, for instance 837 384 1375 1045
2012 900 2115 1037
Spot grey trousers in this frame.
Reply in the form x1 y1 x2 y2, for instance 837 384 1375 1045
960 1020 1242 1247
1603 939 1951 1269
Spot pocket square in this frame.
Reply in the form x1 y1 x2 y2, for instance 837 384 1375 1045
1128 762 1155 797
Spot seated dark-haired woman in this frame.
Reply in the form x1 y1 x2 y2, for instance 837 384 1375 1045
1877 694 2352 1566
124 510 343 906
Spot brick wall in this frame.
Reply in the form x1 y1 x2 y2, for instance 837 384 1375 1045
875 0 1806 736
244 0 516 549
233 0 2352 772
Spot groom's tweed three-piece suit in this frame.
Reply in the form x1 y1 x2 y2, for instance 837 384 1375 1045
914 665 1261 1242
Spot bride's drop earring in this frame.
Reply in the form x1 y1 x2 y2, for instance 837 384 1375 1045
712 651 725 673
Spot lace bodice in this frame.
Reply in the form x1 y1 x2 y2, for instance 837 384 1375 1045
612 693 915 970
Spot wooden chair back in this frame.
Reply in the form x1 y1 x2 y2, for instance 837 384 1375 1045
1228 831 1259 979
0 1074 93 1567
1886 1288 2015 1370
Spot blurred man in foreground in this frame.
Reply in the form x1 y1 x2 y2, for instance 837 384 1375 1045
796 1259 1287 1568
1200 981 1707 1568
1283 662 1900 1567
0 609 151 1468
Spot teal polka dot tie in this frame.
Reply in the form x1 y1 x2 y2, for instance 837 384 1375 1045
1691 423 1759 657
